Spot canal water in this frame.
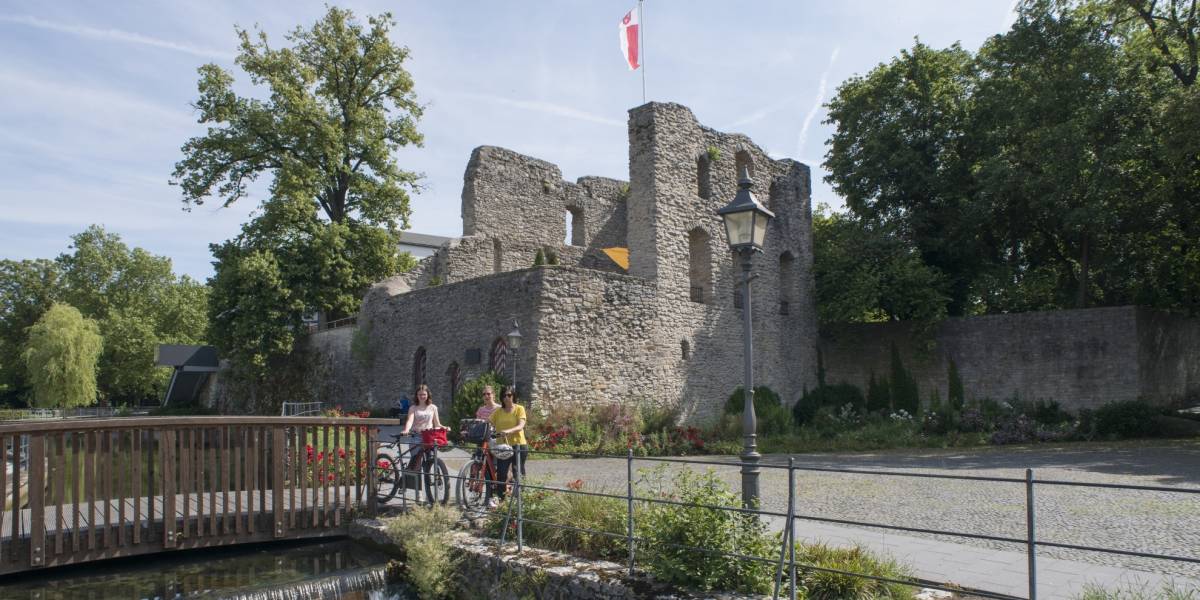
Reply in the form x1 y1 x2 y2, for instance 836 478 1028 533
0 539 414 600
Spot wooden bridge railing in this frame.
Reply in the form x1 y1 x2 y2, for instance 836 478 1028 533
0 416 396 575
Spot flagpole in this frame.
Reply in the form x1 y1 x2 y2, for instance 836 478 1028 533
639 0 646 104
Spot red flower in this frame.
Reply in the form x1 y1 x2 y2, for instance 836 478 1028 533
328 474 335 481
338 448 346 459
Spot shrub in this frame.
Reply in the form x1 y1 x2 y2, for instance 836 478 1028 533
1075 581 1198 599
1094 400 1163 439
866 373 890 413
797 543 916 599
793 383 866 426
889 344 919 415
448 371 509 434
947 358 965 411
385 505 460 599
726 386 792 436
485 478 626 560
636 468 776 594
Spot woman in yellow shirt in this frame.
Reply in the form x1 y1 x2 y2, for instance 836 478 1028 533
487 385 527 502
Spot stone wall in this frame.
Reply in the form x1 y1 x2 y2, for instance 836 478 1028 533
291 102 821 422
625 103 819 421
819 306 1200 412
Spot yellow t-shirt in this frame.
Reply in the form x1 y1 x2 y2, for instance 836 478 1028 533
489 404 527 446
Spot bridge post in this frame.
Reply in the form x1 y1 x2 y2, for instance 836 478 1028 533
161 430 177 548
273 428 286 538
29 435 45 566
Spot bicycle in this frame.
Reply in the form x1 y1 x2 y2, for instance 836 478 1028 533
456 418 514 510
373 428 450 506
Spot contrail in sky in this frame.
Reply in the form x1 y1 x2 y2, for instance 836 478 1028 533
0 14 233 60
796 46 840 159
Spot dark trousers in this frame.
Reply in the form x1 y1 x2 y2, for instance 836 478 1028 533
492 444 527 500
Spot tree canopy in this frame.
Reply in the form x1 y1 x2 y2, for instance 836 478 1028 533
0 226 207 406
175 8 422 373
22 303 102 409
171 6 422 227
819 1 1200 322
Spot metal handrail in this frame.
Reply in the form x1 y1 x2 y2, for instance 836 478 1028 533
453 444 1200 600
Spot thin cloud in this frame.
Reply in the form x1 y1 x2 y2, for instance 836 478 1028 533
728 96 797 129
796 45 840 159
0 14 233 60
445 91 623 128
1001 0 1021 30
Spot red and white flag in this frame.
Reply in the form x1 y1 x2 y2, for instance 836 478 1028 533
619 7 640 70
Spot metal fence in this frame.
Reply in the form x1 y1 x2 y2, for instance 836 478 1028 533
404 444 1200 600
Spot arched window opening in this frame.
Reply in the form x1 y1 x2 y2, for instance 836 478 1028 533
412 346 427 389
493 238 503 273
566 206 584 246
681 339 691 360
697 154 712 200
735 150 754 180
688 228 712 303
779 251 796 315
447 362 462 405
768 179 783 213
489 337 508 374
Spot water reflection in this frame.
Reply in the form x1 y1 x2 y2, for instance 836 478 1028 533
0 539 414 600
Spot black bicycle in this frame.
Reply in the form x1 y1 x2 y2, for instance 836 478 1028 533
373 431 450 505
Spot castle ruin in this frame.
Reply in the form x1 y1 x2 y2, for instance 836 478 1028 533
340 102 819 421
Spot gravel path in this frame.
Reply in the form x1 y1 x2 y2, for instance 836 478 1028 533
522 441 1200 581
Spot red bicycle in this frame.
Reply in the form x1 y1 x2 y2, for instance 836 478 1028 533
456 419 509 509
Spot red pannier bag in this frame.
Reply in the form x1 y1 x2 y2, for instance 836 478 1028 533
421 427 448 448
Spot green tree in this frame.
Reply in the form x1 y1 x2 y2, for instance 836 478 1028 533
172 6 423 226
56 227 209 404
22 303 102 409
971 9 1157 310
206 196 412 369
811 206 948 323
0 259 60 402
1058 0 1198 87
1 228 207 405
174 8 424 369
824 41 983 315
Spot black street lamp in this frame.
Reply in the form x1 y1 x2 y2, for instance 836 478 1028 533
717 166 774 508
506 321 523 404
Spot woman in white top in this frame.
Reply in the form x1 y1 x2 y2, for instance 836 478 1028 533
400 384 443 503
401 384 443 435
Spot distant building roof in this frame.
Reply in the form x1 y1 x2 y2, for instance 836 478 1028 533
399 231 453 249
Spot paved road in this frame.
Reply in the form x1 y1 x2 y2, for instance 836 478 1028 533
518 441 1200 599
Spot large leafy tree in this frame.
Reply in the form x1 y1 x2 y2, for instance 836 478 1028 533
0 259 60 399
821 3 1200 321
22 303 103 409
811 207 948 323
823 41 984 315
174 7 422 369
172 6 423 225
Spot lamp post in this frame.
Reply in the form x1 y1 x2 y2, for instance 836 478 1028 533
718 166 775 508
506 320 523 404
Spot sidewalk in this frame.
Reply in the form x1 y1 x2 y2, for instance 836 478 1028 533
763 515 1200 599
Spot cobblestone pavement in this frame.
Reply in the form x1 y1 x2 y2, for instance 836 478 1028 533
521 441 1200 588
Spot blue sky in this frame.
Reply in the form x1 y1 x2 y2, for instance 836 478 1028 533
0 1 1018 280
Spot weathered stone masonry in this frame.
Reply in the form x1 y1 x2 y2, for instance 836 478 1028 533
819 306 1200 411
324 102 821 422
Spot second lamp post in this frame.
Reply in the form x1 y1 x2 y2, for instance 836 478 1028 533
717 166 775 508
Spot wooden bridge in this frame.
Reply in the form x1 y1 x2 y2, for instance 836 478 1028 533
0 416 396 576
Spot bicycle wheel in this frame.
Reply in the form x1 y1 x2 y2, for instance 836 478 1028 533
458 460 486 509
373 454 400 505
424 458 450 505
